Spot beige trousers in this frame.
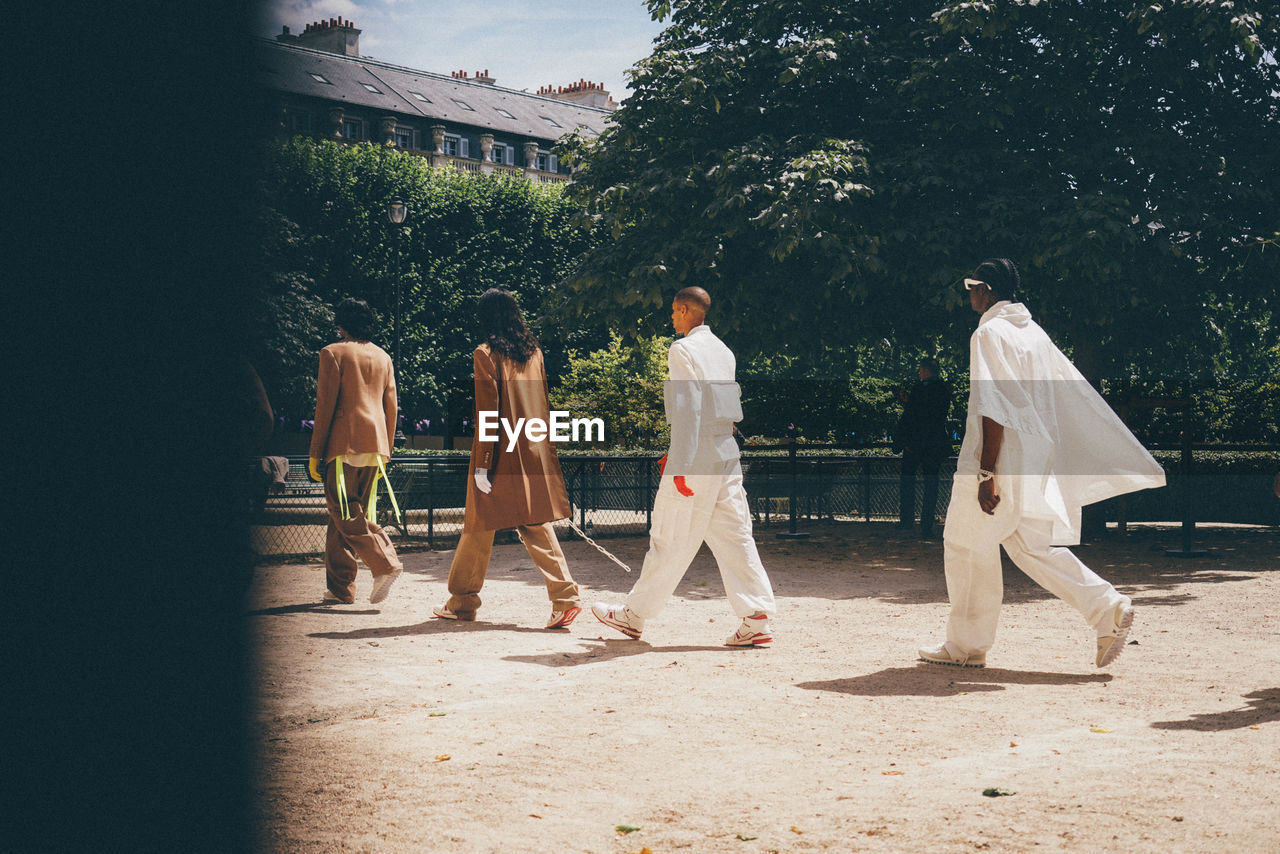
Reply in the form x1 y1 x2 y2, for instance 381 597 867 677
324 461 403 601
446 522 579 617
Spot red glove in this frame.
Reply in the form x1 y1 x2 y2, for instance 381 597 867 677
674 475 694 497
658 453 668 475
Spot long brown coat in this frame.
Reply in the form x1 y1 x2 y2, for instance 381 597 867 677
309 339 397 462
463 344 571 532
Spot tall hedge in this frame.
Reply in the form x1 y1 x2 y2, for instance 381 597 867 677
252 138 607 432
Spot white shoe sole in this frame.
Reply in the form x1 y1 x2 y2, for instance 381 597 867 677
1097 605 1135 667
918 648 985 667
591 605 642 639
725 633 772 647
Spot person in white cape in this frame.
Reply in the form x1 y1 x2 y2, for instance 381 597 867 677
919 258 1166 670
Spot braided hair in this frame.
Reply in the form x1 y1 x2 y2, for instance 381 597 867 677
970 257 1023 303
477 288 539 364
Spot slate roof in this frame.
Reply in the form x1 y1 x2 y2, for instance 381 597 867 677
255 39 610 142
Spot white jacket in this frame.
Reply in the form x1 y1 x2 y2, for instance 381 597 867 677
663 325 744 476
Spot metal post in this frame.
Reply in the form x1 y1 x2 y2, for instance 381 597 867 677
1166 400 1207 557
777 439 809 539
863 457 872 522
426 457 434 549
645 457 652 532
578 461 587 535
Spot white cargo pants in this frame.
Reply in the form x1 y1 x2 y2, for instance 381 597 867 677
625 458 776 620
943 516 1126 655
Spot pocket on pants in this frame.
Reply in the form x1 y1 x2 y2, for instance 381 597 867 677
943 473 1017 547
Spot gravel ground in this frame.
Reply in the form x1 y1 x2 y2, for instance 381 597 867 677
247 523 1280 853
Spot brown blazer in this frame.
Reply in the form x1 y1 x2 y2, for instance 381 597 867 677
464 344 571 532
309 339 397 462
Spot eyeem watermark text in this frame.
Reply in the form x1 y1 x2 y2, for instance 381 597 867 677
478 410 605 451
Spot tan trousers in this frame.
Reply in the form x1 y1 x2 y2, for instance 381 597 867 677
446 522 579 617
324 461 403 601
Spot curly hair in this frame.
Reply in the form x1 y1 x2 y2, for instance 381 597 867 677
477 288 538 363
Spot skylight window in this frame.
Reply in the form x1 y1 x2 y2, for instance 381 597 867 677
452 98 475 111
539 115 562 128
408 91 431 103
495 108 515 119
309 72 332 84
361 82 383 94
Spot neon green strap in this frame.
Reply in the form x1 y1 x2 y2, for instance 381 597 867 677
375 457 403 527
334 458 352 521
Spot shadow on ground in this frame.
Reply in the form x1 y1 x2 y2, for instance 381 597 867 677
1150 688 1280 731
504 638 743 668
307 620 551 640
797 666 1113 697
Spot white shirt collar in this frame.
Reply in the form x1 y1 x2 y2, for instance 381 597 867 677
684 323 710 338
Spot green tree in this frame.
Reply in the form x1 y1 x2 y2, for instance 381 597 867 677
550 334 671 449
254 138 608 432
559 0 1280 391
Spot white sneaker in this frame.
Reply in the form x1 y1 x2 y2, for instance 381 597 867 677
1096 597 1134 668
725 613 773 647
918 641 986 668
591 602 644 639
321 589 353 605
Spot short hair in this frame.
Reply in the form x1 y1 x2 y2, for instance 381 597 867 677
970 258 1022 302
334 297 376 341
919 357 940 374
674 286 711 315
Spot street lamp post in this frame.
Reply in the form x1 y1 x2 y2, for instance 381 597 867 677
388 200 408 447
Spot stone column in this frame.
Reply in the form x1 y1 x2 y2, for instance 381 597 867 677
381 115 398 146
328 107 345 138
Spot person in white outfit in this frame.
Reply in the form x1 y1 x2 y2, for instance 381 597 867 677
919 258 1165 670
592 287 777 646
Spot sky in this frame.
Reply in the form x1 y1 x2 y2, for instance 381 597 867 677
257 0 670 101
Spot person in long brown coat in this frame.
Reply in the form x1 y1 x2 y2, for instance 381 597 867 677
309 298 404 605
433 289 581 627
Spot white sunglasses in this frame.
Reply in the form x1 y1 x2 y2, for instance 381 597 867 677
963 278 988 291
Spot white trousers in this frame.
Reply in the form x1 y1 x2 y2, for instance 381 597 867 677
944 516 1124 655
625 460 776 620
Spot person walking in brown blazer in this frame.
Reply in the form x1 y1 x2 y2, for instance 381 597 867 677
309 298 404 605
432 289 582 628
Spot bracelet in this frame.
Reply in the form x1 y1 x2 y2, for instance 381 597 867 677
978 469 996 482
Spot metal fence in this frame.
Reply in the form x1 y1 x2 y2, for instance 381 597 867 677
250 452 1278 558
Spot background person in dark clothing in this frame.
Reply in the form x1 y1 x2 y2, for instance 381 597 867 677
896 357 952 537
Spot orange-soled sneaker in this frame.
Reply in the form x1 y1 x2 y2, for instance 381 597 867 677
546 606 582 629
591 602 644 639
725 613 773 647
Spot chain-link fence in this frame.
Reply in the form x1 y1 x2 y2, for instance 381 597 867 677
250 451 1278 558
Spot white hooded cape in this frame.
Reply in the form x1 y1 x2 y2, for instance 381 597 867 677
944 301 1166 547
